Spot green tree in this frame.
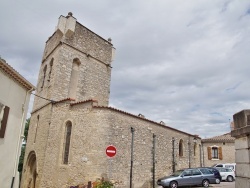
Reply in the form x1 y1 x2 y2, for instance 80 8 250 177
18 118 30 177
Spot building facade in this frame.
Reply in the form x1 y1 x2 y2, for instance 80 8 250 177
21 13 201 188
0 58 35 188
231 109 250 188
202 133 235 167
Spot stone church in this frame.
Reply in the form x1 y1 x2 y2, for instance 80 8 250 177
21 13 201 188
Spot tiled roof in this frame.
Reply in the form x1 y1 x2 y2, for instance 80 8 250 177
34 97 201 139
94 105 200 138
70 99 97 106
0 58 35 90
54 98 75 103
64 99 200 138
202 132 235 143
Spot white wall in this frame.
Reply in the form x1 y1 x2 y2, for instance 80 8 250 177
0 72 31 188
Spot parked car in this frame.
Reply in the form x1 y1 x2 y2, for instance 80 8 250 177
157 168 216 188
197 167 221 184
215 167 235 182
213 163 236 171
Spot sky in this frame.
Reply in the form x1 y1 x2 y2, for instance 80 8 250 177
1 0 250 138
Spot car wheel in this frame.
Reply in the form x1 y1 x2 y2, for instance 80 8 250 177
227 175 234 182
202 179 209 187
215 178 221 184
170 181 178 188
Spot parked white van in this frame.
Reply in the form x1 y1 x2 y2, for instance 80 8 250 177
212 163 236 171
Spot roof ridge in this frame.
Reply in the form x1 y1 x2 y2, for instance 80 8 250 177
94 105 200 138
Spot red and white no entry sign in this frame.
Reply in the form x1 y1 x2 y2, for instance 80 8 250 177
106 145 117 157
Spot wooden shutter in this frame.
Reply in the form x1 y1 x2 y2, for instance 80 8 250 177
219 147 223 160
207 147 212 160
0 106 10 138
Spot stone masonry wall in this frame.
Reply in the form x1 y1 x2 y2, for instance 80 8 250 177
202 142 235 167
105 108 201 188
52 44 111 105
232 109 250 188
21 104 52 187
34 103 201 188
43 31 63 61
32 49 60 111
32 19 113 111
38 102 111 188
64 22 113 65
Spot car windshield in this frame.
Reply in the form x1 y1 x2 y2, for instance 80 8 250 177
170 170 184 177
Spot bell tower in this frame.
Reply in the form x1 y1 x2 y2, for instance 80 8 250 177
33 12 115 110
22 13 115 188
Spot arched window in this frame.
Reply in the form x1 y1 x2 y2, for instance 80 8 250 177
48 58 54 82
34 115 39 143
194 143 197 156
41 65 47 88
63 121 72 164
23 151 37 188
68 58 80 99
179 139 183 157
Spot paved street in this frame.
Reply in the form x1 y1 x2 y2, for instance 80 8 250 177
198 181 235 188
211 181 235 188
157 181 235 188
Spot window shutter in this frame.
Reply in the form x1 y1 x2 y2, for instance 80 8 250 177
207 147 212 160
0 106 10 138
219 147 223 160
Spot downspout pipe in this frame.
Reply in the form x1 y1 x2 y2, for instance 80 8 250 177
130 127 135 188
172 137 175 173
188 138 191 168
152 134 156 188
11 88 34 188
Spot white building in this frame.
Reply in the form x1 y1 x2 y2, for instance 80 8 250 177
0 58 35 188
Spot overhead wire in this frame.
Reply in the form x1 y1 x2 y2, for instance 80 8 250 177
31 93 56 103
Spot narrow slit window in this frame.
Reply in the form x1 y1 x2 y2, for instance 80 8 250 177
179 139 183 157
68 58 80 99
34 115 39 143
194 143 197 156
48 58 54 82
63 121 72 164
41 65 47 88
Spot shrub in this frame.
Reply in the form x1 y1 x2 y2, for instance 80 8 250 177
93 179 113 188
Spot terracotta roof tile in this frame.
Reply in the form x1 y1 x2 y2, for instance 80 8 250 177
94 106 200 138
70 99 98 106
54 98 75 104
202 132 235 143
0 58 35 90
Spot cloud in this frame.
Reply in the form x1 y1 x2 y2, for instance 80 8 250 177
1 0 250 138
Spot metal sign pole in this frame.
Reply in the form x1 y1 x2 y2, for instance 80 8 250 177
109 158 113 180
106 145 116 180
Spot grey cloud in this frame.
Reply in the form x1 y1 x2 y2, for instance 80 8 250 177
2 0 250 138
